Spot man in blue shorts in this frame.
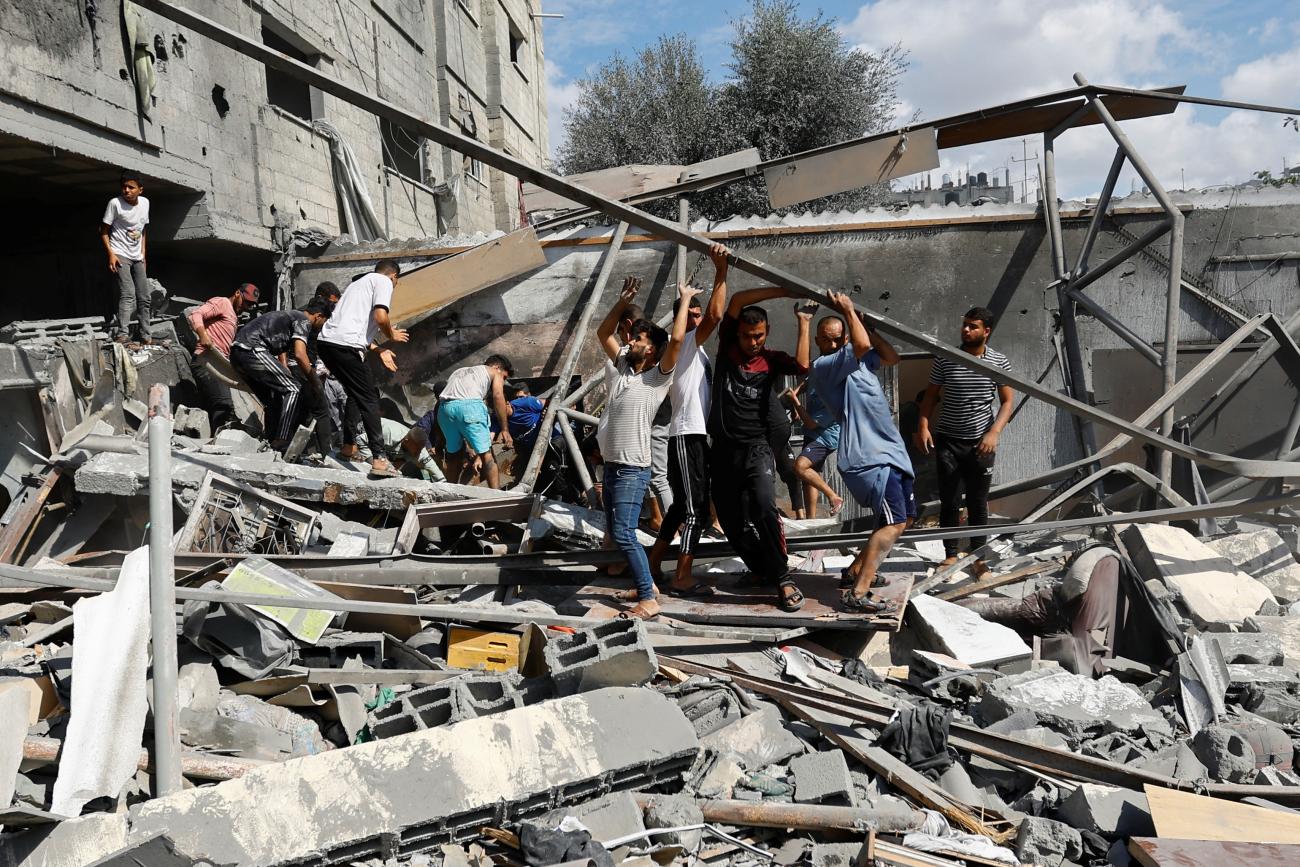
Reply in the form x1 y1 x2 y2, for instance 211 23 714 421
436 354 514 488
811 292 912 613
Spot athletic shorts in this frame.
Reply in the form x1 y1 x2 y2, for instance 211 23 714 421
799 440 835 469
437 398 492 454
842 465 917 528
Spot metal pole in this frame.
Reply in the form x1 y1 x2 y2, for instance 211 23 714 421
1070 220 1170 295
1193 308 1300 436
1041 134 1067 279
1064 287 1163 366
555 408 599 506
146 384 181 797
1076 73 1185 487
1073 147 1126 277
516 222 630 492
676 197 689 286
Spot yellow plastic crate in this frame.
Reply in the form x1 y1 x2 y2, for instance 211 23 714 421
446 626 521 672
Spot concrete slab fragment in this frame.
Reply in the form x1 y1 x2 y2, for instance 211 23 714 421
790 750 854 805
977 668 1169 742
127 688 698 865
1208 529 1300 604
0 686 29 808
699 706 806 770
1123 524 1274 626
909 594 1032 667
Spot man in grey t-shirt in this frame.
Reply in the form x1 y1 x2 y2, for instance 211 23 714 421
595 278 699 621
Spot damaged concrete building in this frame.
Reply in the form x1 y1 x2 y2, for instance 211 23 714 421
2 2 1300 867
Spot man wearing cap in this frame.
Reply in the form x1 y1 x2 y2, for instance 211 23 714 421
188 282 258 433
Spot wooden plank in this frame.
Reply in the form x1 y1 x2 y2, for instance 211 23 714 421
570 570 913 631
764 128 940 209
1144 784 1300 844
1129 837 1300 867
388 226 547 324
0 469 62 565
935 560 1061 601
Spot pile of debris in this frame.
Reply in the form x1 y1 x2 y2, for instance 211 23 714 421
0 376 1297 867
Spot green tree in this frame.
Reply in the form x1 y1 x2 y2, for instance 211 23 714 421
553 0 908 221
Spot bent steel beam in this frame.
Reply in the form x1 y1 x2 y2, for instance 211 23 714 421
135 0 1300 479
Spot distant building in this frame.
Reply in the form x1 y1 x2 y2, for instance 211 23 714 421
889 168 1017 207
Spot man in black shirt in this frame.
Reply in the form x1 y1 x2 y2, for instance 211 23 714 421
230 298 332 451
710 286 810 611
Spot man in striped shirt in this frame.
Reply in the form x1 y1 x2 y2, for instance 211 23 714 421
915 307 1015 576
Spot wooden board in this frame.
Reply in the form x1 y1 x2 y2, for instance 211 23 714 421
388 226 546 324
1144 784 1300 844
571 570 913 632
1129 837 1300 867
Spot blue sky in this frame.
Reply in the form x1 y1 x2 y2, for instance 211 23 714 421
540 0 1300 202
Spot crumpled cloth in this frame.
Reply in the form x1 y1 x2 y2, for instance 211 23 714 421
903 810 1018 865
518 822 613 867
877 701 956 779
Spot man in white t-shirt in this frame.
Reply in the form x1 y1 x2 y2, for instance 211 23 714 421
436 354 515 488
596 280 700 621
100 171 152 344
316 260 409 479
645 243 730 596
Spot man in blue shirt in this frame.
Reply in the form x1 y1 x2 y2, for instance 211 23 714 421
811 292 911 613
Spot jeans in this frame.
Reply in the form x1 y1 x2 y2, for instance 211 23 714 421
114 258 150 338
936 434 995 558
603 462 655 600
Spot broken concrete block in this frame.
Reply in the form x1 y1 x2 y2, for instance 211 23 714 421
367 672 555 740
977 668 1169 742
542 791 645 850
0 687 29 808
1122 524 1274 627
909 594 1032 667
297 631 385 668
171 405 211 441
544 619 657 696
126 688 698 865
699 705 806 770
1190 725 1257 782
809 842 863 867
175 662 219 715
790 750 854 805
1015 816 1083 867
642 794 704 851
1242 615 1300 665
1055 783 1153 839
1208 529 1300 605
0 811 130 866
1206 632 1284 665
691 751 745 799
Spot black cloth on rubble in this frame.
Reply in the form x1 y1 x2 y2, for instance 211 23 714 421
840 659 885 687
877 701 957 780
518 823 614 867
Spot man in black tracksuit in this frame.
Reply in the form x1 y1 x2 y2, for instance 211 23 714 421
230 299 331 451
709 287 811 611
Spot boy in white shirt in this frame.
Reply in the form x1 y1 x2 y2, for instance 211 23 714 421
100 172 151 344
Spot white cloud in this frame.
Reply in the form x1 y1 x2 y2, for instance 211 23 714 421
842 0 1300 198
545 59 582 164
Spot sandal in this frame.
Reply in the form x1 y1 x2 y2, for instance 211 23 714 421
612 588 640 602
839 568 856 589
368 459 400 479
777 579 805 613
617 602 660 622
665 582 717 599
840 589 898 616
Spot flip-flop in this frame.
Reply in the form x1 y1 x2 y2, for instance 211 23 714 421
368 460 400 479
617 603 660 622
612 588 640 602
665 582 717 599
840 589 898 616
777 579 805 612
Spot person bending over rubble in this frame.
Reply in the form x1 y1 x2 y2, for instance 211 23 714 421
230 298 332 453
810 292 910 615
188 282 259 433
914 307 1014 577
708 283 810 612
316 260 408 479
437 355 515 489
596 279 698 621
646 243 730 598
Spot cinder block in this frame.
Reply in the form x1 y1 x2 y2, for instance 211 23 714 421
544 619 657 696
297 631 385 668
790 750 854 805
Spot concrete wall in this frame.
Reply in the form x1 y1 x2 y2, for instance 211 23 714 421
0 0 548 278
294 189 1300 488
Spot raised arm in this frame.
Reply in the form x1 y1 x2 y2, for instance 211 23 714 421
697 243 730 343
794 302 815 370
726 285 787 319
829 292 872 359
660 283 702 374
866 319 900 366
596 276 640 362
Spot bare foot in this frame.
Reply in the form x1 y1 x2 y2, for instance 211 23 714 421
973 559 991 578
940 555 960 568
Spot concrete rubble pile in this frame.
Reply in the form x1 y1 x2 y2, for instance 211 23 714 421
0 318 1297 867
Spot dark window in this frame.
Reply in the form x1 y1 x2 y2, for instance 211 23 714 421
381 119 425 181
262 26 314 120
508 22 525 65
